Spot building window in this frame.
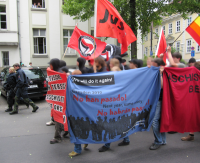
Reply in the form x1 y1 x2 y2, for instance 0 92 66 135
144 34 148 41
155 28 158 35
33 29 46 54
163 26 165 35
186 39 192 53
197 44 200 52
0 5 6 29
188 17 192 26
176 20 180 32
169 23 172 34
63 29 76 54
32 0 45 8
2 51 9 66
144 47 148 56
176 41 180 52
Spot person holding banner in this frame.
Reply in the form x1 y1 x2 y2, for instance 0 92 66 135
149 58 166 150
69 70 88 157
180 61 200 141
48 58 66 144
77 57 88 74
94 57 107 72
167 46 186 68
98 59 130 152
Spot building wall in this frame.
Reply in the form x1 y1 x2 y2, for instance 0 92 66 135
0 0 132 68
143 13 200 61
0 0 19 67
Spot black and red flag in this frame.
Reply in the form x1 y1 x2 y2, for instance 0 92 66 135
95 0 137 54
68 26 106 60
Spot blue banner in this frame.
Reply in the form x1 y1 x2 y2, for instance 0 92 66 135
66 67 161 144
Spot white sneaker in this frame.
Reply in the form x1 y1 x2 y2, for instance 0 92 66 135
46 121 55 126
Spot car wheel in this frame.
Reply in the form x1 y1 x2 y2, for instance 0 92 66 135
40 96 46 100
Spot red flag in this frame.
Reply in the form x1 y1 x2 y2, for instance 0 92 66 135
161 67 200 133
68 26 106 60
155 28 167 64
95 0 137 54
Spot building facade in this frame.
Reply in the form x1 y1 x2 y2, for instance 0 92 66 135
0 0 132 69
143 13 200 61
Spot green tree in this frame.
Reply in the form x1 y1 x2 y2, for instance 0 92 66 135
62 0 200 58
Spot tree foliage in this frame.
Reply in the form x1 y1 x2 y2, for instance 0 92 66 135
62 0 200 57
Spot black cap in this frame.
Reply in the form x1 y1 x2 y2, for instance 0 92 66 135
189 58 196 63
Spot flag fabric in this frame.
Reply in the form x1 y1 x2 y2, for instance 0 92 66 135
161 67 200 133
155 28 167 64
95 0 137 54
46 68 68 131
68 26 107 60
66 67 161 144
186 15 200 46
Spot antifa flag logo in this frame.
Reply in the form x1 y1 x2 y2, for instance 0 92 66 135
78 36 96 57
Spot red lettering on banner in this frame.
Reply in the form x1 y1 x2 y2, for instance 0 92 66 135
100 94 127 104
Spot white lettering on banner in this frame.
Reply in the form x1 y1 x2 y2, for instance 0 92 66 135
46 94 65 103
51 83 66 90
48 74 62 82
54 104 63 112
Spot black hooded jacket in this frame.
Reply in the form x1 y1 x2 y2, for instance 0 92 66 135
49 58 62 72
77 58 87 74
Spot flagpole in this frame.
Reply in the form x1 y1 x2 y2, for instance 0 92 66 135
93 0 98 73
62 46 68 60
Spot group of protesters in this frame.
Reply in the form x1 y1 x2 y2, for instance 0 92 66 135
45 45 200 157
4 63 39 115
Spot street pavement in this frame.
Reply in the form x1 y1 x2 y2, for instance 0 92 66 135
0 95 200 163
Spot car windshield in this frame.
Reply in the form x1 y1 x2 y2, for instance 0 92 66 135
23 69 45 79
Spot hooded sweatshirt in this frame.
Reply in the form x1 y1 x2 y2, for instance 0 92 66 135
77 58 87 74
49 58 62 72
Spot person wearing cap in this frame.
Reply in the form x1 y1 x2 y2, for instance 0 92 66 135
188 58 196 67
9 63 39 115
122 59 130 70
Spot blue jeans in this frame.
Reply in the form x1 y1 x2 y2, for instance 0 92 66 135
74 144 82 154
104 136 130 148
152 101 166 145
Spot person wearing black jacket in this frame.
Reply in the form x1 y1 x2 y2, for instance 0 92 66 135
9 63 39 115
77 57 87 74
4 67 17 112
122 59 130 70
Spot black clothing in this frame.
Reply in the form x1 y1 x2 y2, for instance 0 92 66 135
6 73 17 89
124 65 130 70
15 68 29 88
86 67 94 73
159 89 163 101
77 58 87 74
60 60 67 68
61 66 69 73
49 58 61 72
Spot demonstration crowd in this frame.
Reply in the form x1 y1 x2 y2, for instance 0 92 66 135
3 46 200 157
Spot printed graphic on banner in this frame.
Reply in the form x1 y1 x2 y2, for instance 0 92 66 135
66 67 161 144
161 67 200 133
46 68 68 131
